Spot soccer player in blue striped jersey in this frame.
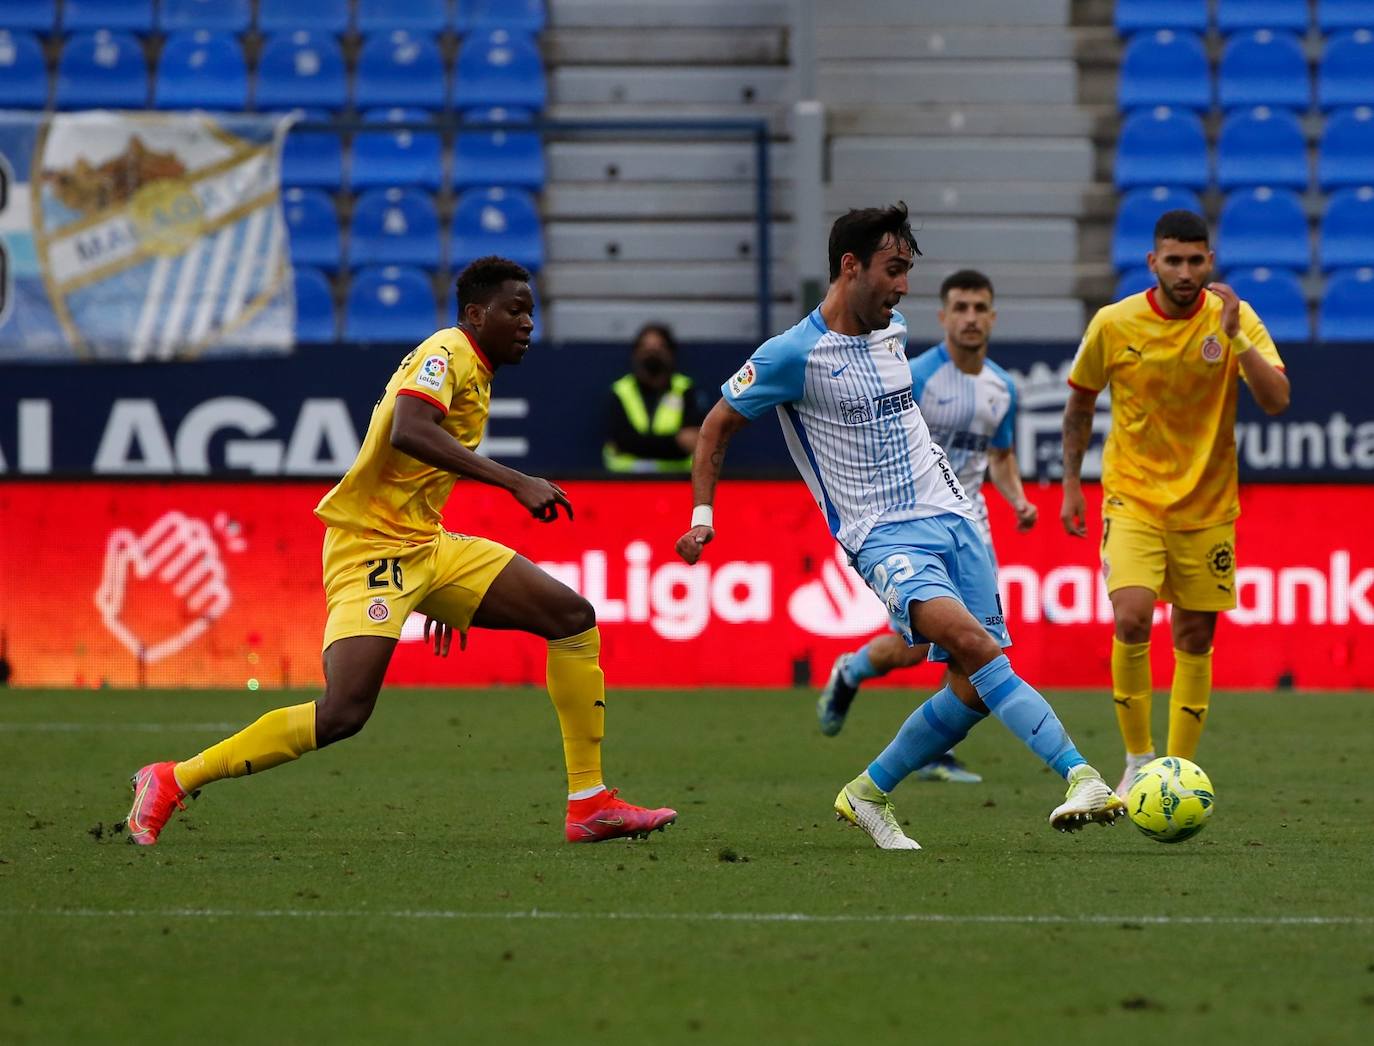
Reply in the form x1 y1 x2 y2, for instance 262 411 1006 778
815 270 1038 786
675 204 1122 849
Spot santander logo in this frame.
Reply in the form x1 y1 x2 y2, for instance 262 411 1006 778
786 547 888 637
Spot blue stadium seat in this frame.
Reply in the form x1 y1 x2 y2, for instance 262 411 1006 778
154 30 247 110
1226 268 1310 341
1114 0 1207 33
258 0 351 34
55 30 147 110
284 187 341 271
355 31 446 110
280 109 345 189
0 31 48 107
1115 108 1209 190
454 29 546 111
293 266 337 342
62 0 154 33
356 0 451 33
451 187 543 272
1319 186 1374 269
1318 1 1374 31
1318 106 1374 189
255 31 347 111
1118 30 1210 111
1217 107 1309 190
1 1 57 32
1112 186 1205 270
345 265 438 342
1219 31 1310 111
456 0 547 33
1115 267 1157 299
454 106 545 191
1218 187 1312 270
159 0 252 32
349 187 443 270
1318 31 1374 110
352 108 444 190
1217 1 1310 32
1318 267 1374 340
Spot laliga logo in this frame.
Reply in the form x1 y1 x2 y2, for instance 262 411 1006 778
95 510 244 663
786 547 888 638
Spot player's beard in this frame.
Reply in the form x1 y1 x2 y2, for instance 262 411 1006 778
1160 275 1205 309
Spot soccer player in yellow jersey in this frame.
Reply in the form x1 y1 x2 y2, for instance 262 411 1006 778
124 256 677 845
1060 211 1290 796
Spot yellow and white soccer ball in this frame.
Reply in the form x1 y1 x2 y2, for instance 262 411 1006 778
1126 756 1215 843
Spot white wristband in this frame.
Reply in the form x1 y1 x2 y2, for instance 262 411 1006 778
691 505 714 530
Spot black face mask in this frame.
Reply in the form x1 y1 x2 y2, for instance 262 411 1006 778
638 356 670 379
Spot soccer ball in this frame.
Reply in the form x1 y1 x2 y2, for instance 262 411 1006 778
1125 756 1214 843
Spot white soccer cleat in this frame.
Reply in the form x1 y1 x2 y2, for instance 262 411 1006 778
1115 750 1156 800
834 773 922 850
1050 764 1126 833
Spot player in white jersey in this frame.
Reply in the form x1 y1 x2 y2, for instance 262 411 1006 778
815 271 1038 786
675 203 1122 849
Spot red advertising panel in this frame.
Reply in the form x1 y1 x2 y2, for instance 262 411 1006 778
1 481 1370 689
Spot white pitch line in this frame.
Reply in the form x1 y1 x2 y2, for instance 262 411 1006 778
3 909 1371 928
0 723 238 733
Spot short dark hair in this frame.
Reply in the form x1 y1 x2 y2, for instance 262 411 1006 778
939 268 994 302
1153 209 1209 246
455 256 532 310
828 202 921 281
632 322 677 355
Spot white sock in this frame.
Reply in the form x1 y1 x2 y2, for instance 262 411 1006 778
568 784 607 801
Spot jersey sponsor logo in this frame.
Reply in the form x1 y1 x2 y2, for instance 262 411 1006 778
929 428 990 453
931 446 966 501
727 361 756 397
1207 541 1235 578
872 386 914 419
1201 335 1223 363
415 354 448 391
840 396 873 425
367 596 391 622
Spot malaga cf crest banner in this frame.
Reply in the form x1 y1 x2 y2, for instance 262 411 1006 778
0 109 296 361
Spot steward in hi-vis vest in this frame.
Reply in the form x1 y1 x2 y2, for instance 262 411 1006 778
603 323 705 473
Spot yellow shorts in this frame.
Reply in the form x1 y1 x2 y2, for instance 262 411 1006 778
321 528 517 652
1101 515 1237 611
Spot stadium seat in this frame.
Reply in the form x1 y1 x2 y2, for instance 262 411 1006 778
62 0 154 33
1216 1 1310 32
1318 1 1374 31
283 187 341 271
454 29 547 112
1226 268 1311 341
0 31 49 107
1218 187 1312 271
159 0 252 32
456 0 547 34
0 1 57 33
1218 31 1311 112
1112 186 1205 270
1217 107 1309 190
280 109 345 189
352 108 444 190
255 31 347 111
1117 30 1210 112
355 31 446 110
293 266 337 342
154 30 247 110
451 187 544 273
1318 31 1374 110
349 187 443 270
1115 108 1209 190
55 30 147 110
1115 267 1157 299
345 265 439 342
1114 0 1207 33
356 0 451 33
1318 267 1374 340
1318 106 1374 189
258 0 350 34
453 107 545 191
1319 186 1374 269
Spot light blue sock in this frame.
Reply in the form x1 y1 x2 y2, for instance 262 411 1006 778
867 687 987 793
971 655 1085 779
841 643 881 686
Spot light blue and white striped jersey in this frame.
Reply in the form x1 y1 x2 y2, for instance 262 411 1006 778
722 308 974 552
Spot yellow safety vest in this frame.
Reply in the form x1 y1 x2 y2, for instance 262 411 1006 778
604 372 695 473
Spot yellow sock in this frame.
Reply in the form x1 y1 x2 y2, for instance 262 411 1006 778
173 702 317 793
1111 637 1154 755
546 626 606 796
1167 647 1212 759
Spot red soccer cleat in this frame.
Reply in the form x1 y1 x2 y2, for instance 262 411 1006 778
565 787 677 843
123 761 191 846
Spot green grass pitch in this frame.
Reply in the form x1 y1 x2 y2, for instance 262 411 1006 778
3 687 1372 1045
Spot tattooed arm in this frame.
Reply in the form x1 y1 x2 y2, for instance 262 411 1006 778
1060 386 1099 537
675 398 751 564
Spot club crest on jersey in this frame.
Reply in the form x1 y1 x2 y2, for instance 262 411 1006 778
1200 335 1224 363
367 597 391 623
728 361 756 397
883 336 902 358
415 354 448 390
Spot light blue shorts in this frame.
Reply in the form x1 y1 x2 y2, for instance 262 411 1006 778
856 513 1011 663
